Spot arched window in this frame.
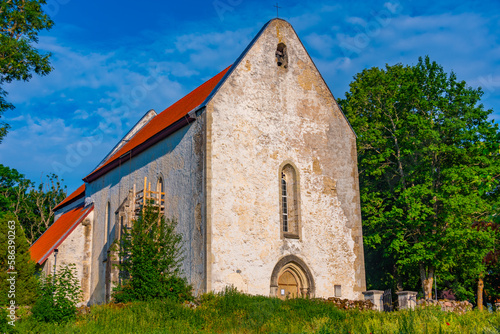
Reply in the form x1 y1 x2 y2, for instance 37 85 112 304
281 172 288 232
280 163 300 239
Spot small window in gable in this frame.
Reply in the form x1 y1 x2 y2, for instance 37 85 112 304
280 163 300 239
276 43 288 68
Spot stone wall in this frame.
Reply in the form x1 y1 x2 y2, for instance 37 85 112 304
322 297 374 310
206 19 365 299
87 118 206 304
417 299 473 313
42 207 94 306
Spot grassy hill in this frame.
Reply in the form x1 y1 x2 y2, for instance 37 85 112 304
9 290 500 333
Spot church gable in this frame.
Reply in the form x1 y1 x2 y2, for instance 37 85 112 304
205 19 365 299
207 18 355 137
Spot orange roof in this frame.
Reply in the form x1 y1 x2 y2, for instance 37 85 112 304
29 204 93 264
84 65 231 182
53 184 85 211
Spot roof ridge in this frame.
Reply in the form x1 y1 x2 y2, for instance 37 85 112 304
84 65 231 183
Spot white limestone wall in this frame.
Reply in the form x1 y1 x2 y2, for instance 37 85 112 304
43 209 94 305
87 118 206 304
206 19 365 299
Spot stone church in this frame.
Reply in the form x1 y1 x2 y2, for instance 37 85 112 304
29 18 366 305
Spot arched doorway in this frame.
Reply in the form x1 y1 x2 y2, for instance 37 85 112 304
278 269 300 299
270 255 315 299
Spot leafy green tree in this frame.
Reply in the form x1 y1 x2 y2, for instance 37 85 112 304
471 220 500 309
339 56 500 300
0 0 54 143
112 203 193 303
0 213 38 306
0 164 66 243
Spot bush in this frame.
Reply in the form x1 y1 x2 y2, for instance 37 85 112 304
0 306 17 333
112 203 193 303
31 264 81 323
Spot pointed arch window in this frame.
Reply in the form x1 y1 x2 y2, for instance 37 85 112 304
281 172 288 232
280 163 300 239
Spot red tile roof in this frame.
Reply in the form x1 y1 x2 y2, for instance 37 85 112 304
53 184 85 211
84 65 231 182
29 204 93 264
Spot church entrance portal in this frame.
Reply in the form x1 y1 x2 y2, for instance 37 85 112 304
270 255 315 299
278 269 299 299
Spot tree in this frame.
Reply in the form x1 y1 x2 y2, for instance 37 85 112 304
339 56 500 300
112 203 193 303
26 173 67 243
0 164 66 243
471 220 500 309
0 213 38 306
0 0 54 143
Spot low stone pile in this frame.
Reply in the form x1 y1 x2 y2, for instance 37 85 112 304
322 297 375 311
417 299 472 313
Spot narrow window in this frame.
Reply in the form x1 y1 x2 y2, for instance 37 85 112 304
280 163 300 239
105 202 112 249
119 215 124 242
157 176 164 204
157 176 165 213
281 172 288 232
104 202 109 247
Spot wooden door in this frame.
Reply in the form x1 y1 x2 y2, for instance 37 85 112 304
278 270 299 299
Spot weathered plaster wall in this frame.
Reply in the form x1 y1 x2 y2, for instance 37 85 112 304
87 118 206 304
43 209 94 306
206 19 366 299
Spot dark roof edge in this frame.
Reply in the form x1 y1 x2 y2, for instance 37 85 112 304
53 190 85 212
83 114 196 183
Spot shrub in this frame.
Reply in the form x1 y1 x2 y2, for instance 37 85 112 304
112 203 193 303
0 306 17 333
31 264 81 323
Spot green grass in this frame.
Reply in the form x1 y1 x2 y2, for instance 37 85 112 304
10 290 500 333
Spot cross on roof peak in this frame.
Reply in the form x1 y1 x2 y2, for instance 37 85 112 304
274 2 281 18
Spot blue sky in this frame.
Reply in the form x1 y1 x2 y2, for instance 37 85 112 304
0 0 499 193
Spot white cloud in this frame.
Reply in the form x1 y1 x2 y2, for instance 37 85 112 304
345 17 367 26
